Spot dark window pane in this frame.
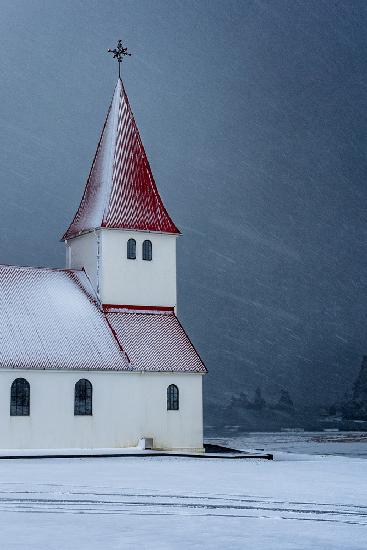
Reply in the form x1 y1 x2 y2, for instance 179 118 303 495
142 240 152 261
10 378 30 416
167 384 179 410
127 238 136 259
74 379 92 415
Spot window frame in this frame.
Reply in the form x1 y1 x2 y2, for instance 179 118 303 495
127 238 137 260
10 378 30 416
142 239 152 261
74 378 93 416
167 384 179 411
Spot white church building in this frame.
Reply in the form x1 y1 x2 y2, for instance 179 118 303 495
0 74 206 453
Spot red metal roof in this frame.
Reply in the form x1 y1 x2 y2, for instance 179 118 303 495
63 79 180 240
0 265 205 373
106 309 207 373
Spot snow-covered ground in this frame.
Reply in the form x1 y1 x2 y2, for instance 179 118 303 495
0 436 366 549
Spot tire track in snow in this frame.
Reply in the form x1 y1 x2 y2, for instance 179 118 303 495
0 484 365 525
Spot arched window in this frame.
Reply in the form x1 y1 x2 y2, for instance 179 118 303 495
142 239 152 261
10 378 30 416
167 384 179 411
74 379 92 415
127 238 136 259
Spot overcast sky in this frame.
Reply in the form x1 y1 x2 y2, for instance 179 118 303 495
1 0 367 412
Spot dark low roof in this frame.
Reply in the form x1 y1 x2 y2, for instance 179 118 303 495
0 265 205 373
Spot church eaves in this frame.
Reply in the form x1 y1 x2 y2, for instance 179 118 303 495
63 78 180 240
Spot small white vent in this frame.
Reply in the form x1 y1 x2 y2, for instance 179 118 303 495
138 437 153 450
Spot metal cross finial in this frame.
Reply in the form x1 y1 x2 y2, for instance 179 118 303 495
108 40 131 79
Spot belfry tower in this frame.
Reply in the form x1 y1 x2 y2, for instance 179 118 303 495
63 53 180 311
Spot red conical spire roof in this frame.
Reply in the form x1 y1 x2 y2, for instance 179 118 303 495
63 79 180 240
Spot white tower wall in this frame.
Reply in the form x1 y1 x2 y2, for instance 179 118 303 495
100 229 177 307
66 229 177 308
66 231 99 292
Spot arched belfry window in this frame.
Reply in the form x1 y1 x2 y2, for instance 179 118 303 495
142 240 152 261
74 379 92 416
127 238 136 259
10 378 30 416
167 384 179 411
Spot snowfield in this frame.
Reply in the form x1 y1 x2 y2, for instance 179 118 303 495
0 442 366 549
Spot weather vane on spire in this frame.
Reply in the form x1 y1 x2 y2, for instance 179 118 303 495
108 40 131 79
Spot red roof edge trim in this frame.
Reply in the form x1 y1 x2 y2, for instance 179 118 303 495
102 225 181 235
65 227 181 240
103 314 132 364
103 304 174 312
65 270 98 307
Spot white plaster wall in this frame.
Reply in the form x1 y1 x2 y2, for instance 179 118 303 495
66 232 99 294
100 229 177 307
0 371 203 451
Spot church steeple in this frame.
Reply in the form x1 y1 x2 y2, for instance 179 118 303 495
63 78 179 240
64 56 179 309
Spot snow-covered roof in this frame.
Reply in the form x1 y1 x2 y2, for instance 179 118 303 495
0 265 129 370
63 79 179 240
106 308 207 373
0 265 205 373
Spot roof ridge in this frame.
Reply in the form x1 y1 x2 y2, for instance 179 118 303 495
65 269 99 306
